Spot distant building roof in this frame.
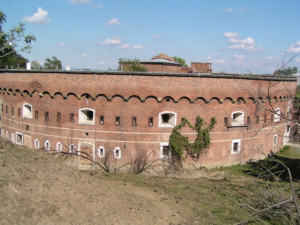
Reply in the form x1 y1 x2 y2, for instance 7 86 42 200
141 53 180 65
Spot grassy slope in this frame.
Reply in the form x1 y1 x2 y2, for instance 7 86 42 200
0 138 299 224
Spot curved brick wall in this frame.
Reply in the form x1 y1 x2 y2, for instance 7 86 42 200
0 70 297 168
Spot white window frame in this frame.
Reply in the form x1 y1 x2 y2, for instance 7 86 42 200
44 140 50 150
98 146 105 158
22 103 33 119
158 111 177 128
274 108 281 122
11 133 15 143
16 132 23 145
34 139 40 149
78 108 95 125
56 142 63 152
113 147 121 159
231 139 241 154
273 134 278 146
69 143 76 154
231 111 244 126
159 142 171 159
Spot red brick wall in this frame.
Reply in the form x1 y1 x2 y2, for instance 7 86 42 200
0 71 296 168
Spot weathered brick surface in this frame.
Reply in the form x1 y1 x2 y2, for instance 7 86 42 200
0 70 296 168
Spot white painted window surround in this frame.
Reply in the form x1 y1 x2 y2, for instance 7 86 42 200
231 111 244 126
158 111 177 128
22 103 33 119
231 139 241 154
114 147 121 159
34 139 40 149
56 142 63 152
98 146 105 157
16 132 23 145
78 108 95 125
274 108 281 122
273 134 278 146
159 142 171 159
44 140 50 150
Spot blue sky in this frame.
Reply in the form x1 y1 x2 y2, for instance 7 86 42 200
1 0 300 74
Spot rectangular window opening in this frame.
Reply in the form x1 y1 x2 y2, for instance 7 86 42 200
256 115 259 124
224 117 228 126
148 117 153 127
115 116 120 126
57 112 61 123
11 107 14 115
70 113 74 123
45 111 49 121
18 108 21 116
132 116 137 126
100 115 104 125
35 110 38 119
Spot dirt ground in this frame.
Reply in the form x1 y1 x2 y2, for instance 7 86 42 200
0 139 186 225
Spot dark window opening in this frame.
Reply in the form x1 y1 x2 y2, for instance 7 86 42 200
86 111 93 121
148 117 153 127
115 116 120 126
26 125 29 131
233 142 239 152
162 114 170 123
115 149 120 158
57 112 61 123
287 125 290 133
264 114 267 123
247 116 251 126
11 107 14 115
70 113 74 123
256 115 259 124
100 115 104 125
224 117 228 126
132 116 137 126
18 108 21 116
45 111 49 121
162 145 170 156
6 105 8 114
35 110 38 119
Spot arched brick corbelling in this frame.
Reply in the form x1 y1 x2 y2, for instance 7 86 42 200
209 97 221 104
53 92 65 100
95 94 108 102
248 97 256 103
178 96 192 104
194 97 208 104
14 89 23 97
23 90 32 97
66 92 78 100
162 96 176 103
145 96 159 103
42 91 52 99
237 97 246 104
128 95 142 103
223 97 234 104
111 94 125 102
81 93 93 100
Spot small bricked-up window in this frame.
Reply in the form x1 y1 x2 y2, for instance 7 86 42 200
273 134 278 146
114 147 121 159
23 103 33 119
247 116 251 126
158 111 177 128
79 108 95 125
11 107 14 115
18 108 21 116
56 142 63 152
6 105 8 114
45 111 49 121
98 146 105 157
57 112 61 123
44 140 50 150
115 116 120 126
132 116 137 126
264 114 267 123
25 125 29 131
34 139 40 149
231 139 241 154
224 117 228 126
16 132 23 145
35 110 38 119
160 142 171 159
70 113 74 123
256 115 260 124
99 115 104 125
148 117 153 127
231 111 244 126
274 108 281 122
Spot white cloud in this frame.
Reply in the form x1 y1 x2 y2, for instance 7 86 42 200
154 34 162 39
107 18 122 26
224 32 261 51
224 7 246 13
96 61 107 65
288 41 300 53
101 37 122 45
93 4 103 8
23 7 50 24
233 54 245 61
118 44 130 49
133 44 144 50
81 53 88 57
70 0 92 4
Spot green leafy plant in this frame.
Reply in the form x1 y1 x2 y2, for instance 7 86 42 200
169 116 216 165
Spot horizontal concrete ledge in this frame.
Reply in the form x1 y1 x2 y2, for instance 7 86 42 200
0 69 297 82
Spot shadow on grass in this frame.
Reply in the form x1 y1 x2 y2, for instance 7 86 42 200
243 155 300 182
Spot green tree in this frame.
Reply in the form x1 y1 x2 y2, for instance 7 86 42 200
172 56 188 68
274 66 298 76
43 56 62 70
118 58 147 72
31 61 42 70
0 10 36 59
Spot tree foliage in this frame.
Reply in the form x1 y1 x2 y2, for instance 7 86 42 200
43 56 62 70
0 10 36 60
274 66 298 76
172 56 188 68
118 58 148 72
169 116 216 165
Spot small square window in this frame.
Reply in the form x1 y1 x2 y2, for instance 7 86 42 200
114 147 121 159
56 142 63 152
57 112 61 123
26 125 29 131
231 139 241 154
69 144 76 153
16 132 23 145
34 139 40 149
115 116 120 126
99 115 104 125
35 110 38 119
132 116 137 126
79 108 95 125
160 142 171 159
45 111 49 121
224 117 228 126
18 108 21 116
98 146 105 157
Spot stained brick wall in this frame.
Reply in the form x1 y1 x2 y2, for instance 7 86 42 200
0 70 296 168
